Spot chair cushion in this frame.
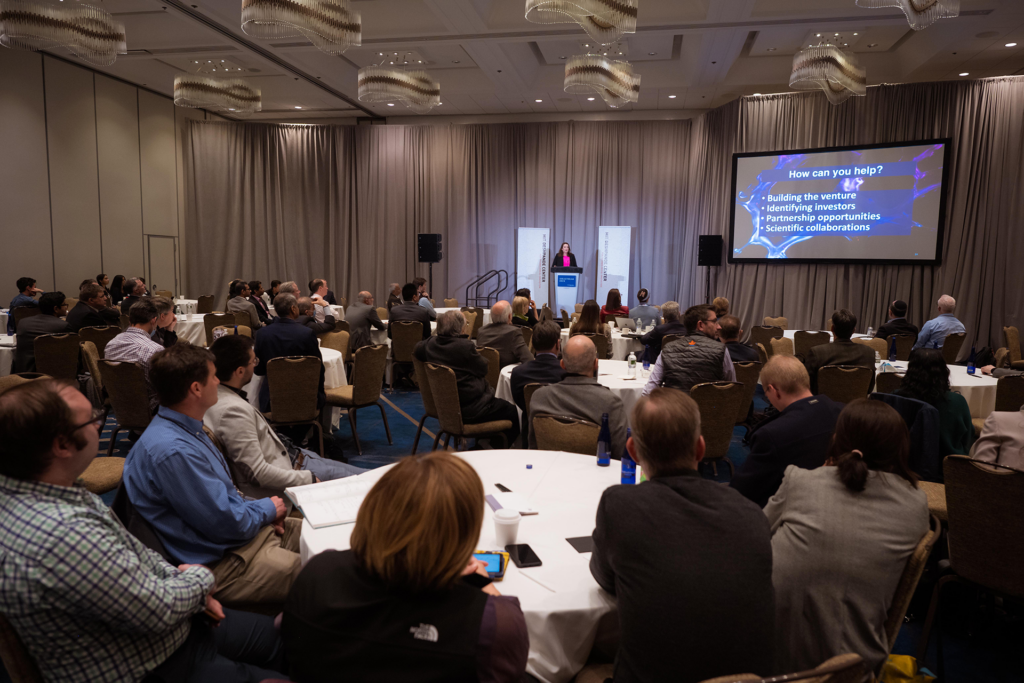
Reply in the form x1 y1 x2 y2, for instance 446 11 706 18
78 457 125 494
324 385 355 407
919 481 947 522
461 420 513 436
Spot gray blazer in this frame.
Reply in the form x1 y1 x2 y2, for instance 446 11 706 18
973 406 1024 470
475 322 534 368
203 384 314 499
14 314 72 373
227 296 263 330
527 375 627 455
346 302 386 351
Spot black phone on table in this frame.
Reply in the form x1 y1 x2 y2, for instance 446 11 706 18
505 543 542 568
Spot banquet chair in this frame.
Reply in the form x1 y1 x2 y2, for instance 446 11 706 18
885 515 941 650
1004 326 1024 370
874 372 903 394
523 382 548 423
462 311 478 338
870 393 942 483
339 297 347 308
769 336 794 357
972 374 1024 436
325 344 391 456
78 456 125 496
78 326 120 357
376 306 388 321
756 343 768 365
533 414 600 455
731 361 761 429
817 365 873 405
203 313 234 345
763 316 788 330
561 309 571 329
886 334 916 361
232 311 251 328
0 613 43 683
154 289 173 299
460 307 484 339
575 304 584 313
80 341 109 415
695 653 865 683
0 373 47 396
852 336 886 358
538 306 554 323
424 363 511 450
100 360 153 457
690 382 744 478
941 332 966 364
919 481 947 522
34 333 80 381
478 347 501 390
411 357 440 454
264 356 325 457
749 326 783 352
196 295 215 314
332 319 350 334
389 321 423 391
212 325 252 338
118 314 130 331
63 298 78 310
794 330 830 359
571 312 581 325
11 306 40 328
917 457 1024 678
994 347 1009 369
319 331 350 364
444 298 458 307
520 326 533 350
579 333 608 360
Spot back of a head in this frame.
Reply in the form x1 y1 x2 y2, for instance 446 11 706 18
661 301 680 323
760 355 810 396
96 274 106 285
0 379 78 481
900 348 949 404
122 278 138 296
270 279 282 290
274 293 298 317
563 335 597 374
211 334 254 381
310 279 325 295
229 281 248 298
605 289 622 310
16 277 35 293
401 283 417 302
890 299 908 318
631 388 701 474
636 288 649 304
712 296 730 317
128 298 159 326
149 343 214 407
515 288 531 299
111 275 125 291
279 281 300 297
413 277 427 289
491 300 512 324
512 296 529 317
827 399 916 493
682 304 713 335
248 280 261 294
151 296 174 317
718 315 742 342
532 321 561 352
38 291 66 316
80 282 105 303
350 451 484 593
574 300 601 333
436 309 466 337
296 296 315 317
79 279 97 291
937 294 956 314
831 308 857 340
359 291 372 304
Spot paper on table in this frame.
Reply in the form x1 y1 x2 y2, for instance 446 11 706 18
285 477 375 529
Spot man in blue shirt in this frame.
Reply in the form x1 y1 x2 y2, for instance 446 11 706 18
124 343 301 608
7 276 42 335
913 294 966 350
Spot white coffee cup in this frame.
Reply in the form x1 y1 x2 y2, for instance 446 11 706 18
494 508 521 548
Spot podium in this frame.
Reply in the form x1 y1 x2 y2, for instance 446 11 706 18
552 266 582 316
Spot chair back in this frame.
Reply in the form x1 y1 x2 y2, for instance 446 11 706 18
339 297 347 308
443 298 458 307
390 321 423 363
424 363 465 436
11 307 40 327
580 332 608 359
413 357 438 419
533 414 601 455
350 345 388 406
689 382 745 461
0 613 44 683
794 330 831 358
853 336 886 357
662 334 684 350
0 374 47 396
941 332 966 364
118 314 130 331
232 311 251 328
874 372 902 394
524 382 547 418
80 341 104 397
818 365 872 405
994 375 1024 412
886 334 916 361
376 306 388 321
520 326 533 350
34 333 80 380
99 360 153 432
763 316 788 330
64 298 78 310
212 325 252 338
462 311 477 336
994 347 1009 369
944 456 1024 597
749 326 783 351
1004 326 1022 363
885 515 941 649
196 295 216 314
574 304 584 313
478 347 501 389
333 319 350 334
266 356 322 422
769 336 794 357
538 306 554 323
78 326 120 357
154 289 173 299
756 342 768 365
460 307 484 338
320 331 350 361
203 313 234 345
732 361 761 423
561 309 571 329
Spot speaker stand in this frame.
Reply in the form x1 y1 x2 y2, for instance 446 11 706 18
705 266 712 305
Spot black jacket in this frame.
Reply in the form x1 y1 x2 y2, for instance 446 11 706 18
875 317 919 346
14 314 72 373
804 340 876 394
509 353 565 413
389 302 433 341
120 295 142 316
726 340 760 363
67 302 121 332
248 295 271 325
638 321 689 361
553 252 578 268
296 313 335 335
413 335 493 420
253 317 326 413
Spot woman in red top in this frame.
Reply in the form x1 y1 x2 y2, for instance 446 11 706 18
600 288 629 324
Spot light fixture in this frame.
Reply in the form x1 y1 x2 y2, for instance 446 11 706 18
358 62 441 114
451 59 460 63
587 96 595 100
766 47 777 51
241 0 360 55
1007 42 1018 47
387 102 394 106
867 43 878 47
647 51 655 55
790 36 866 105
564 53 640 108
959 72 968 76
0 0 126 66
668 94 676 98
525 0 637 44
294 105 301 108
854 0 959 31
535 98 543 102
753 93 761 96
174 75 261 116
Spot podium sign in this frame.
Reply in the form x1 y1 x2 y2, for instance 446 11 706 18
553 267 582 315
516 227 550 308
596 226 632 306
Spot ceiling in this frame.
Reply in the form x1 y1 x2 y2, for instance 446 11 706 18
50 0 1024 121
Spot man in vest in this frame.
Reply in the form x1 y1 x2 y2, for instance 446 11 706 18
641 304 735 396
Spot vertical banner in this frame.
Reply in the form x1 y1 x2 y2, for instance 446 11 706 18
596 226 632 306
516 227 550 307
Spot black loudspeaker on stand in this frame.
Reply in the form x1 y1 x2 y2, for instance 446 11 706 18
697 235 723 305
418 234 443 299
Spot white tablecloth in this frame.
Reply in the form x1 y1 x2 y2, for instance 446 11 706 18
299 449 620 683
0 335 15 376
560 329 644 361
174 298 198 309
329 305 344 320
174 314 208 346
880 362 997 419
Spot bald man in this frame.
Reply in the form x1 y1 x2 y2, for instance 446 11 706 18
475 300 534 368
527 335 627 455
913 294 966 350
346 291 386 351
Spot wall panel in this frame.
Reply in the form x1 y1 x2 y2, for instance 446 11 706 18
140 89 178 238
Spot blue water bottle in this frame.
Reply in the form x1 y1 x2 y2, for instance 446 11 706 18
642 346 651 376
888 336 898 363
620 428 635 484
967 345 977 375
596 413 611 467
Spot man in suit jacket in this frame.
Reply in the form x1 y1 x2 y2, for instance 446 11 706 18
14 292 71 373
972 405 1024 471
509 321 565 442
730 355 843 508
386 283 401 311
719 314 760 363
528 335 627 455
874 299 919 345
227 281 264 331
388 283 433 341
248 280 272 325
590 388 775 683
637 300 688 361
476 300 534 368
346 291 386 350
67 283 121 332
254 293 325 413
119 278 146 316
804 308 876 394
295 297 335 335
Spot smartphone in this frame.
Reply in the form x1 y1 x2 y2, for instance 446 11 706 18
472 551 508 580
505 543 542 568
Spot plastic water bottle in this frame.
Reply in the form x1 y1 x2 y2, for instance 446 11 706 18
642 346 651 377
967 345 977 375
888 336 898 363
596 413 611 467
866 326 874 338
635 318 642 333
620 428 635 484
627 351 637 379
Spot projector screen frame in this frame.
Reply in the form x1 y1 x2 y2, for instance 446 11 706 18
727 138 952 266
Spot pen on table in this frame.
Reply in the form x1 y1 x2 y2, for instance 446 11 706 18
495 483 511 492
518 571 556 593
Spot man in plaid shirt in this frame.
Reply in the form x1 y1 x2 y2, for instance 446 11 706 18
0 379 289 683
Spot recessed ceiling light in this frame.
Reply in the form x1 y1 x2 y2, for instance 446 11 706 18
648 52 656 56
853 32 859 36
1007 42 1018 47
294 106 301 109
834 33 839 36
960 72 969 76
753 93 762 96
816 33 821 37
668 94 676 98
867 43 878 48
587 97 595 101
387 103 394 106
766 47 776 52
535 99 543 102
452 60 460 64
560 55 566 59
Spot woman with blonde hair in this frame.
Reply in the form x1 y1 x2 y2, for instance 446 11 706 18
570 299 612 358
282 452 529 681
712 296 730 317
511 295 535 328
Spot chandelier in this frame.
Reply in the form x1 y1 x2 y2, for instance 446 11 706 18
174 75 262 116
357 54 440 114
854 0 959 31
789 38 866 105
525 0 637 46
564 53 639 107
0 0 126 66
241 0 360 55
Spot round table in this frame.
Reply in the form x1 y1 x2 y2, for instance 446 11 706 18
299 449 620 683
560 329 644 361
173 314 208 346
0 335 16 376
882 361 997 419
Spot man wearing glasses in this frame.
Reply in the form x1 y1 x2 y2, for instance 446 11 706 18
13 291 72 373
67 282 121 332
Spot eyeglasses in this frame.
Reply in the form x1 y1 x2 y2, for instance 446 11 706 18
71 408 106 432
250 356 259 366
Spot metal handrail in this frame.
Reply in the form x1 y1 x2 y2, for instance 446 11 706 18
465 269 509 308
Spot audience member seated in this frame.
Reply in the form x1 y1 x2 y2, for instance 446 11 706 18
0 379 289 683
569 300 612 359
515 288 539 325
511 295 535 328
730 356 843 508
322 283 338 306
254 294 326 413
973 402 1024 470
346 291 386 351
413 276 437 319
124 343 301 607
600 288 629 324
296 296 336 334
278 280 301 298
283 451 528 682
590 389 775 683
528 335 627 455
874 299 918 345
105 299 166 412
642 304 735 396
913 294 965 350
14 291 70 373
712 296 730 317
96 273 111 299
138 276 150 296
509 321 565 428
248 280 272 324
308 279 332 322
766 399 928 676
263 280 281 311
894 348 974 455
386 282 402 311
68 282 121 331
119 278 146 315
476 300 534 368
389 283 434 341
150 295 178 348
804 308 876 394
205 335 363 499
8 276 42 335
628 288 660 328
413 310 519 447
109 274 126 306
719 314 759 363
637 300 687 361
226 281 263 330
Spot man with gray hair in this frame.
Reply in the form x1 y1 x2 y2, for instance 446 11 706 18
345 290 386 351
913 293 966 350
638 300 689 361
278 281 301 298
295 297 336 335
386 283 401 311
475 300 534 368
527 335 627 455
413 309 519 447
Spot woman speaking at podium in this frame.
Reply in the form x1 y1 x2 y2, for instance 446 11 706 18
555 242 578 268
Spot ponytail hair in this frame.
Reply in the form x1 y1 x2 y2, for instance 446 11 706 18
827 399 917 493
